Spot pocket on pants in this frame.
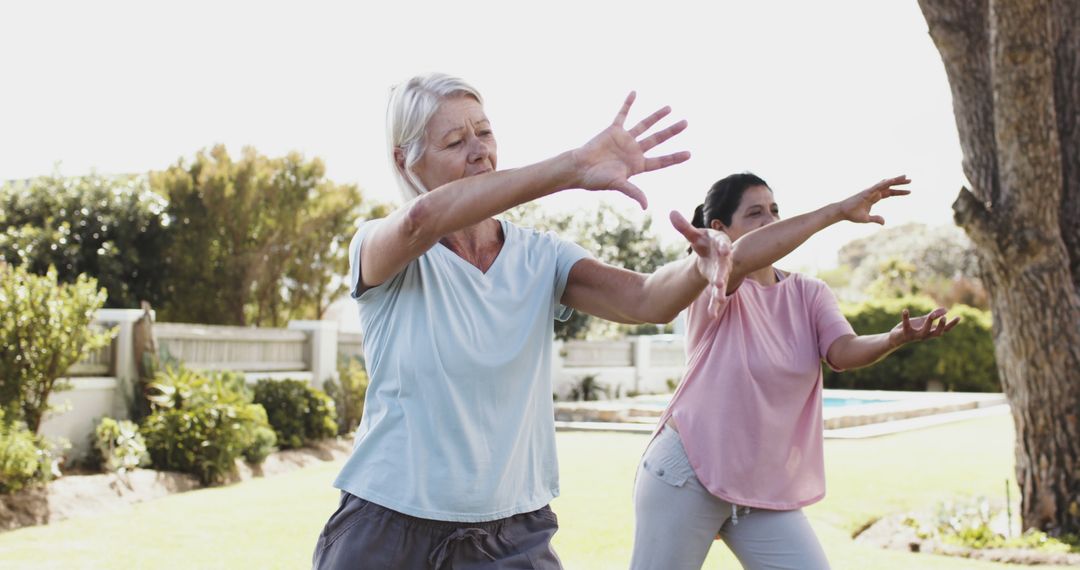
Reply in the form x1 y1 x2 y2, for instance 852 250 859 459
641 429 694 488
321 493 375 548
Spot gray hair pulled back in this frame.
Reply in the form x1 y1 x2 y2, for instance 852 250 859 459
386 73 484 201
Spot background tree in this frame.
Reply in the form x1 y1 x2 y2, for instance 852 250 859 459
506 202 681 339
152 145 364 326
918 0 1080 535
833 222 988 308
0 173 171 309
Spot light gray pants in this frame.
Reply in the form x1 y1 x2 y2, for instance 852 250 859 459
630 427 830 570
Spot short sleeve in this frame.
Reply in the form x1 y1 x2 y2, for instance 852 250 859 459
349 219 385 300
551 234 592 322
810 278 855 371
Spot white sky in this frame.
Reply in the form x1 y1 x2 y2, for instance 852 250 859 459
0 0 967 272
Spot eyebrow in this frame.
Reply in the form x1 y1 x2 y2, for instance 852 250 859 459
438 119 491 140
439 126 466 140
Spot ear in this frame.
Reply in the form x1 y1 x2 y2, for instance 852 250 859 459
393 147 407 172
710 219 725 232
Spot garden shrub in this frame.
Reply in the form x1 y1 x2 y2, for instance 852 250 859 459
567 374 610 401
0 264 113 432
91 417 150 473
0 409 63 493
904 496 1079 553
824 295 999 392
253 379 337 449
323 358 369 435
140 368 276 485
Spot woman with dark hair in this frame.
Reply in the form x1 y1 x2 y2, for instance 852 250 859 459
630 173 960 570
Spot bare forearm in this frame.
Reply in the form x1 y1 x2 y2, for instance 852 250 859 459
635 255 707 323
562 253 715 326
728 203 843 290
408 151 579 243
827 333 899 371
362 151 581 288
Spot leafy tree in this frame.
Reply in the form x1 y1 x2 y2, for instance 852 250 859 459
0 173 171 309
865 258 920 299
833 222 987 308
151 145 364 326
505 202 681 339
919 0 1080 534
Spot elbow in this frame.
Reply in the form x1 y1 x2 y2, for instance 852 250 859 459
401 196 438 247
630 306 673 326
727 242 750 282
651 311 680 325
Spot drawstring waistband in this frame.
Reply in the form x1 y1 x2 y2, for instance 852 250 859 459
428 527 497 569
730 504 750 526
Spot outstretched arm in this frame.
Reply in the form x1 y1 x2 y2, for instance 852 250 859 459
359 93 690 290
827 308 960 370
560 175 914 324
561 220 732 324
725 175 912 293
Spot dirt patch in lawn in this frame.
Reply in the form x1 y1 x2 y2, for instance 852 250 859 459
0 438 352 533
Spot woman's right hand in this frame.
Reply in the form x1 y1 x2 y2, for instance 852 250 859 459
833 175 912 225
570 92 691 210
670 210 733 317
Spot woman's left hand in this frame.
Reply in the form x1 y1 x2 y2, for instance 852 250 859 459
571 92 691 209
834 175 912 225
888 308 960 347
670 210 733 317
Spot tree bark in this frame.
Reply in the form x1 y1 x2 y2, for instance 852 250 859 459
919 0 1080 535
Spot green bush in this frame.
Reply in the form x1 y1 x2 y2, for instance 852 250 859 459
140 368 276 485
0 409 63 493
253 379 337 449
323 358 369 435
824 295 999 392
91 417 150 474
0 264 113 432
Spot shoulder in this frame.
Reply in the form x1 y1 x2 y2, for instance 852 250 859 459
502 219 551 241
500 219 582 251
783 272 834 302
350 218 385 252
789 271 828 290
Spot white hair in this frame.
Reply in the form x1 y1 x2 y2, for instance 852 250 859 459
386 73 484 201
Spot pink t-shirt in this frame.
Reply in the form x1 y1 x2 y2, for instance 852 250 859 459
657 272 855 510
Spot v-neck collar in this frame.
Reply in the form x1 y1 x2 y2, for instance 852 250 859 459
434 219 508 277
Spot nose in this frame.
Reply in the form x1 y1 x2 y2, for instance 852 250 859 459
467 137 491 164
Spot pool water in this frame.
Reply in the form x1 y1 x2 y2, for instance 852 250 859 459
823 397 892 408
630 395 895 411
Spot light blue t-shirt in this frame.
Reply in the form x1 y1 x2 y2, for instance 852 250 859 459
334 218 591 522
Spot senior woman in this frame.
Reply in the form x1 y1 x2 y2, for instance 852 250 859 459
311 73 881 570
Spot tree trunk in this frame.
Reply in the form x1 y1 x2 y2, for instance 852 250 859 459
919 0 1080 535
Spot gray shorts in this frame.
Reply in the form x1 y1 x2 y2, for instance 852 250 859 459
312 493 563 569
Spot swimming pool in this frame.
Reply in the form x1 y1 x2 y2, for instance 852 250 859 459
554 389 1008 435
824 397 893 408
623 393 894 411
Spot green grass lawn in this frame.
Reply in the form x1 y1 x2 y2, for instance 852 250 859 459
0 412 1057 569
